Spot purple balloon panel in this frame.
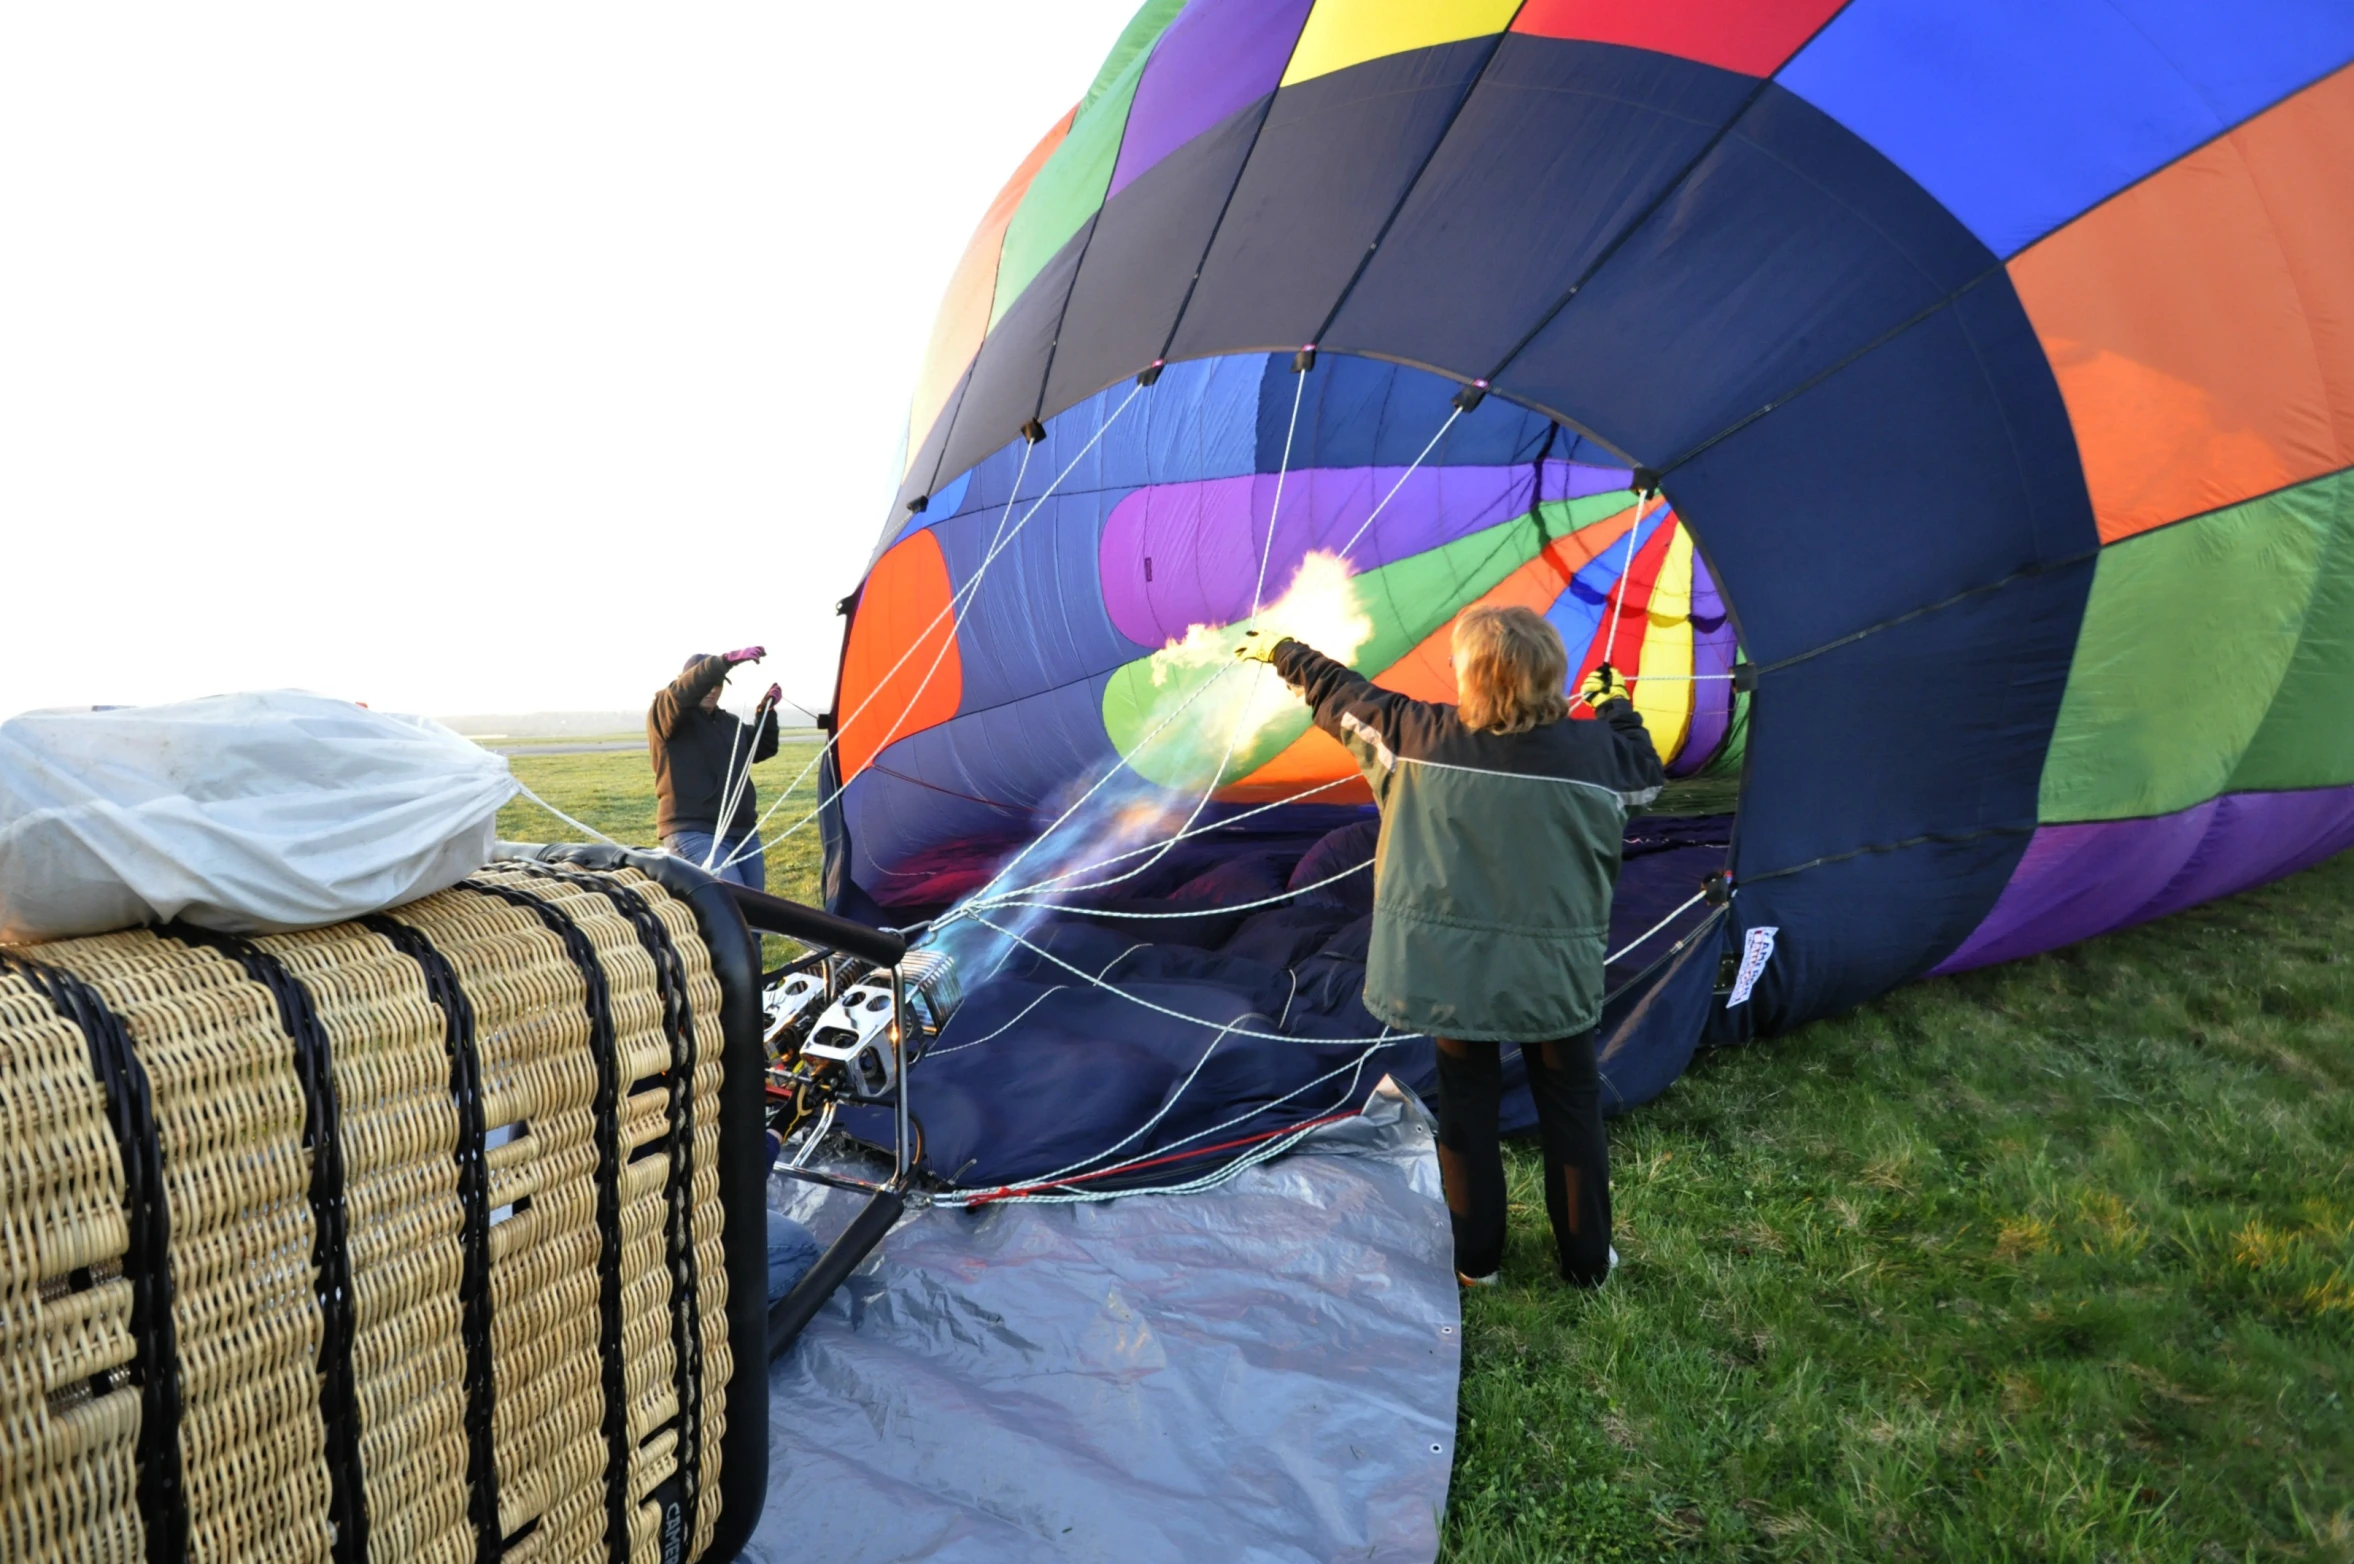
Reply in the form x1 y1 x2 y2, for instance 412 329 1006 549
1934 783 2354 974
1098 461 1542 648
1109 0 1313 199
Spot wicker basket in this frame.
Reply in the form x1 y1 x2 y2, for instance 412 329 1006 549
0 863 736 1564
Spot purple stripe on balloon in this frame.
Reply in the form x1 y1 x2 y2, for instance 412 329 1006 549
1100 461 1540 648
1109 0 1314 199
1671 547 1735 777
1546 460 1638 501
1933 783 2354 974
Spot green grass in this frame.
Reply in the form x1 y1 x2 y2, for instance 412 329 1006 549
1455 849 2354 1563
497 742 828 965
503 750 2352 1559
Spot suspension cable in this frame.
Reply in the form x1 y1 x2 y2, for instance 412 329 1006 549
1334 405 1462 561
978 855 1371 921
957 912 1418 1046
713 381 1148 869
938 1037 1388 1207
508 781 627 847
983 774 1357 904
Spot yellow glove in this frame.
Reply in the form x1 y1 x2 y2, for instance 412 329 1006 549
1580 664 1628 708
1235 632 1281 666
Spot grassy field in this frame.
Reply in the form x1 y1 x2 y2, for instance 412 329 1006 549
498 738 830 895
505 750 2352 1560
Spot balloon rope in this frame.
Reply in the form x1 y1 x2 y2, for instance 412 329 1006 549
957 911 1414 1046
938 354 1324 914
1250 364 1310 624
508 780 627 847
711 380 1147 869
1334 404 1462 561
704 687 780 869
936 661 1237 919
940 1036 1388 1206
1602 490 1649 674
699 701 751 869
980 773 1357 903
711 436 1038 870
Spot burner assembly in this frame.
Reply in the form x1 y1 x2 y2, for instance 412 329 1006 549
762 946 961 1157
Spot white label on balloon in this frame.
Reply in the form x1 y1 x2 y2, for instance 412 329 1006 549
1726 926 1779 1008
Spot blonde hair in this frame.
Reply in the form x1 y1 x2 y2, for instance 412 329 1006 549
1453 604 1570 735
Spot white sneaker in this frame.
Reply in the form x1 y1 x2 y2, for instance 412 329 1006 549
1456 1270 1498 1289
1609 1245 1621 1272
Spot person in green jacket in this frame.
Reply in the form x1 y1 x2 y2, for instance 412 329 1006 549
1243 604 1663 1287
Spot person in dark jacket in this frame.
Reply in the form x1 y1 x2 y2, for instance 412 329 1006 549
1243 604 1664 1287
650 648 781 890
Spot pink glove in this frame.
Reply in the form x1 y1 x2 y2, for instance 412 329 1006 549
761 683 783 707
723 645 765 665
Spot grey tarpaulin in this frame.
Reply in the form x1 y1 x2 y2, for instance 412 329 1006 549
746 1081 1461 1563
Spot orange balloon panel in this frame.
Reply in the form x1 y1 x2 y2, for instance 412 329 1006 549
2009 65 2354 544
1219 724 1373 807
837 530 963 783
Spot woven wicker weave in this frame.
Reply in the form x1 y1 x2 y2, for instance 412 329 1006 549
0 865 732 1564
0 970 144 1564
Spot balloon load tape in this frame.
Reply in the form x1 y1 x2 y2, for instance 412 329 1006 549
0 864 740 1564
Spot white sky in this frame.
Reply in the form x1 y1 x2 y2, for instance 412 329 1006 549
0 4 1140 723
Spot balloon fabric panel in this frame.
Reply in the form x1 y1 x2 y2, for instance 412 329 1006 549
1937 786 2354 975
1493 82 1998 471
1280 0 1522 88
1511 0 1845 77
1043 101 1275 415
1171 39 1503 359
906 113 1073 473
837 530 963 783
1672 550 1737 777
993 49 1155 331
1110 0 1313 198
2230 476 2354 797
1320 38 1757 376
1776 0 2354 258
2008 64 2354 543
1630 523 1698 758
2039 467 2354 824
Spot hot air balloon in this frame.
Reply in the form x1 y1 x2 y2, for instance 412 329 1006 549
811 0 2354 1191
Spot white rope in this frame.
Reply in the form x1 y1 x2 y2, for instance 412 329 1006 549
700 700 751 869
983 773 1356 903
715 384 1146 869
1250 364 1310 624
827 433 1038 781
1601 489 1649 669
1605 887 1708 965
936 365 1321 918
980 856 1369 921
705 693 781 871
959 912 1417 1045
936 1039 1384 1207
938 661 1237 918
507 781 628 848
1335 405 1462 561
1018 1013 1259 1185
921 984 1068 1057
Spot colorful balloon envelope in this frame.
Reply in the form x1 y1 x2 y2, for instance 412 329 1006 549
820 0 2354 1174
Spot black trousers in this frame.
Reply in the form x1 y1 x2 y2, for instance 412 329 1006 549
1433 1030 1612 1285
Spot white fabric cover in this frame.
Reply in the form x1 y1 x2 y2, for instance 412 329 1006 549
0 691 517 941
